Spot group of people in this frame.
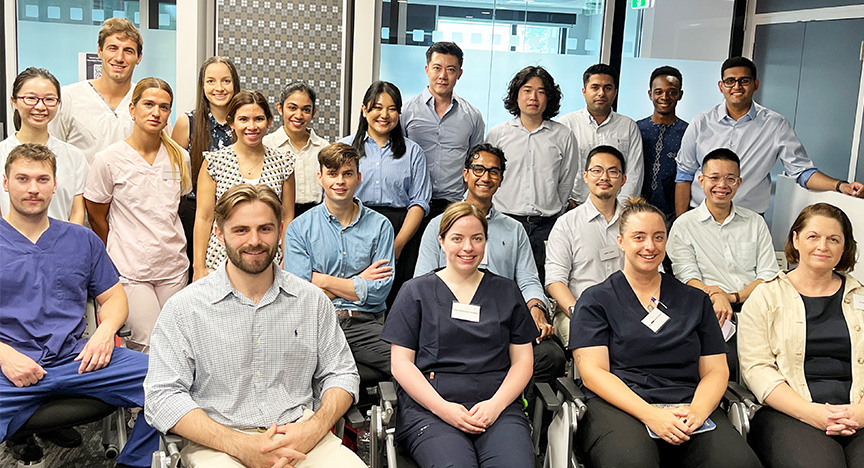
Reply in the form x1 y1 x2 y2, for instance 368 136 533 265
2 15 864 468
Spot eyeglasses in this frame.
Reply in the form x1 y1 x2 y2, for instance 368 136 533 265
703 175 740 186
721 77 753 88
586 166 622 179
468 164 502 178
15 95 60 107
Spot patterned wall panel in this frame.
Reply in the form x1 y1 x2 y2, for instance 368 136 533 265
216 0 344 141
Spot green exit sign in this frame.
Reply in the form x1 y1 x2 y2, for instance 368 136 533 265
632 0 652 9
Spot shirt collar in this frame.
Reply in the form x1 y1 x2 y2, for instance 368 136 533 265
208 262 295 305
583 108 616 127
422 87 457 106
320 198 366 229
716 101 761 123
363 134 391 149
208 112 231 131
510 117 550 133
583 198 622 225
694 199 739 226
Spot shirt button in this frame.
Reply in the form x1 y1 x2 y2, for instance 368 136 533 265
261 403 266 407
376 162 380 166
856 325 861 332
858 358 864 365
256 339 261 344
845 298 852 304
340 273 345 277
257 371 261 376
376 181 380 184
343 251 347 255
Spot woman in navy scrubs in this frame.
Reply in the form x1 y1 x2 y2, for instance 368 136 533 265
381 201 538 468
570 197 760 468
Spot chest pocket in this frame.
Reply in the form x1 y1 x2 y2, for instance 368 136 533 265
729 242 758 274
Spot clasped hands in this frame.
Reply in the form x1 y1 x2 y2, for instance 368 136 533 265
644 405 707 446
236 420 322 468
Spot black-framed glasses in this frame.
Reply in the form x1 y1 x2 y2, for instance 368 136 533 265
721 77 753 88
703 174 740 186
468 164 502 178
15 95 60 107
586 166 622 179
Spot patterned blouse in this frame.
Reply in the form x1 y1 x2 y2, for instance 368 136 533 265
203 146 294 269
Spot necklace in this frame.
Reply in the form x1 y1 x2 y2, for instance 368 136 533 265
238 155 264 177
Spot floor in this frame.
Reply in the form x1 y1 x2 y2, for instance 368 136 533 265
0 421 116 468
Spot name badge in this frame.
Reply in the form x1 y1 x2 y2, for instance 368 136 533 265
641 299 669 333
162 164 177 181
599 246 619 262
854 294 864 310
451 302 480 322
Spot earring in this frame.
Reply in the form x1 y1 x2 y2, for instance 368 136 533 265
132 116 136 122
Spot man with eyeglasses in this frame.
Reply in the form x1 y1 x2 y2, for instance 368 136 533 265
545 145 627 347
414 143 566 404
636 66 688 223
668 148 778 327
49 18 143 163
675 57 864 216
559 64 644 208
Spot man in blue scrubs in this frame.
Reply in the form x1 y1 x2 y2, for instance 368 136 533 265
0 143 158 468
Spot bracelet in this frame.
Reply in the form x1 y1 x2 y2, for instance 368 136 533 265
836 180 848 192
732 292 741 304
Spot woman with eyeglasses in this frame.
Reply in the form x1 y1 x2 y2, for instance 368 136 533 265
0 68 88 224
382 201 537 468
739 203 864 468
570 197 761 468
341 81 431 302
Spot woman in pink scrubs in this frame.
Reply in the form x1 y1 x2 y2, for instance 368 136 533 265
84 77 191 353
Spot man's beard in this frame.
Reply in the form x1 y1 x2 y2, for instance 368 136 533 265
225 242 278 274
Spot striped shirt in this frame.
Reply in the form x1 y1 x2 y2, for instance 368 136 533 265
144 264 359 433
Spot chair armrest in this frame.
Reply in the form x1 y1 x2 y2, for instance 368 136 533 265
534 382 561 412
117 325 131 338
344 405 366 429
555 377 585 401
378 381 398 406
726 381 756 401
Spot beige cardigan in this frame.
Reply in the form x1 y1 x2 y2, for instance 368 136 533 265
738 271 864 404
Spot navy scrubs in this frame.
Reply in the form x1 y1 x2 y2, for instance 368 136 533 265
569 271 760 468
382 270 539 468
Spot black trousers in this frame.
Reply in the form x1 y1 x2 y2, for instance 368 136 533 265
749 406 864 468
338 313 391 378
178 193 196 283
504 214 557 285
368 206 422 308
577 397 761 468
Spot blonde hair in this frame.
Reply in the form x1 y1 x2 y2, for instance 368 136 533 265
131 78 191 193
618 196 666 235
98 17 143 55
438 201 488 239
214 183 282 230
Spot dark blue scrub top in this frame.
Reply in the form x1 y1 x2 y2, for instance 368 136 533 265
0 218 119 366
382 270 538 402
569 271 726 404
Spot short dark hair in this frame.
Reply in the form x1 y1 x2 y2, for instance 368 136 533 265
583 63 619 88
319 142 361 172
503 66 562 120
702 148 741 170
721 57 757 80
586 145 626 173
785 203 857 273
5 143 57 177
464 143 506 174
426 42 463 68
649 66 682 89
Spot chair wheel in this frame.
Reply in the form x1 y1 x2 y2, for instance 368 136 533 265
104 444 119 459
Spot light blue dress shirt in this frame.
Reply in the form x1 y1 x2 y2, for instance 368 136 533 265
339 135 432 214
401 88 486 202
283 200 395 314
413 205 547 307
675 101 817 213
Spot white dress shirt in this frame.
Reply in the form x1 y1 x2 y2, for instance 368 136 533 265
486 118 578 217
668 201 779 292
263 127 327 204
558 108 644 204
544 199 624 299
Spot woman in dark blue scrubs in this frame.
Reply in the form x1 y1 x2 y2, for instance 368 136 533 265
570 197 760 468
381 201 538 468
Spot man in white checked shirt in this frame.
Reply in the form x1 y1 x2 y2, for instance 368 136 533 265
144 184 364 468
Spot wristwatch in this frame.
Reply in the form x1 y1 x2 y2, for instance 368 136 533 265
531 302 548 314
836 180 848 192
